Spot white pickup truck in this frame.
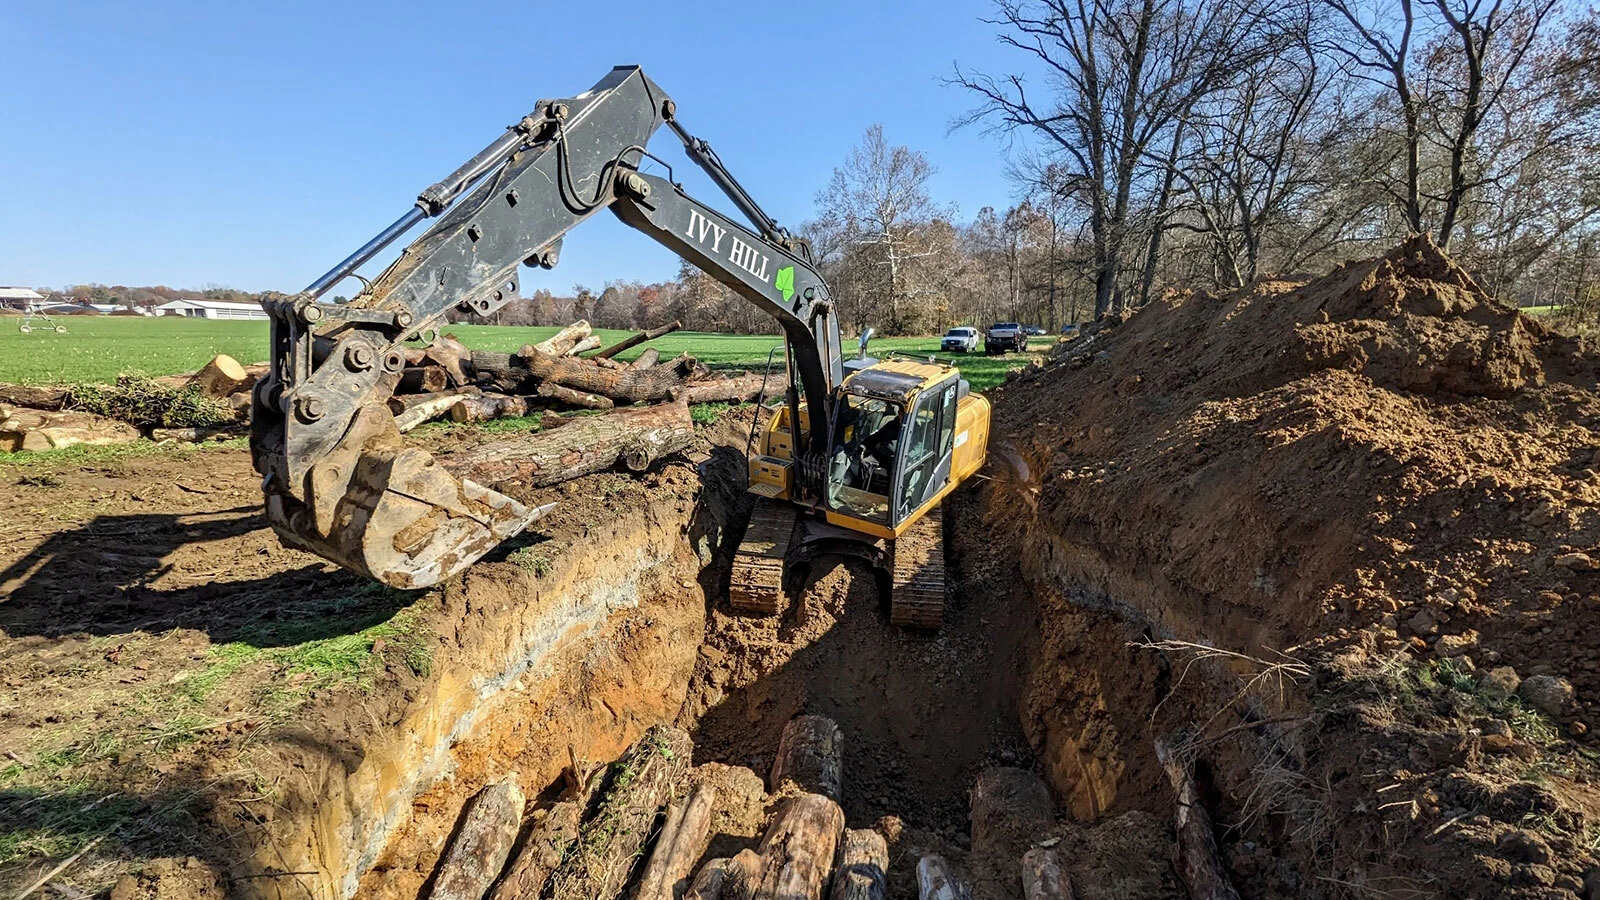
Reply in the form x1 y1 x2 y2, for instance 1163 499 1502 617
940 326 980 353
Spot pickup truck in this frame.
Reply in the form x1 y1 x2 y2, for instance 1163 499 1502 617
985 322 1029 355
940 326 979 353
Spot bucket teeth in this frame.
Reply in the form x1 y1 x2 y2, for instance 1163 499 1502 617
890 506 945 629
730 499 800 615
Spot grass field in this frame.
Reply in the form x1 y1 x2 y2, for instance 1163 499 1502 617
0 317 1037 391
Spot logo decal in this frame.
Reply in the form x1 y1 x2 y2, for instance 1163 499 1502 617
775 266 795 301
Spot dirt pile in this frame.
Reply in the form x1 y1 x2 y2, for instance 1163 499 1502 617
987 235 1600 897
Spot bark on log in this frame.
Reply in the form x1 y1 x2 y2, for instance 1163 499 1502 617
424 334 473 386
189 354 251 398
1021 848 1074 900
0 408 142 452
544 725 693 900
685 858 733 900
449 394 530 424
0 383 70 410
595 357 626 370
1155 741 1241 900
395 391 474 432
684 374 782 405
444 400 694 489
630 348 661 371
516 346 694 403
486 798 587 900
743 793 845 900
565 335 603 357
716 849 766 900
426 777 525 900
533 321 592 357
916 856 967 900
770 715 844 801
595 320 683 359
536 382 614 410
400 365 451 394
635 783 717 900
829 829 889 900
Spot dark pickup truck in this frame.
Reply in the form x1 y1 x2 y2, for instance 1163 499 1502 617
985 322 1029 355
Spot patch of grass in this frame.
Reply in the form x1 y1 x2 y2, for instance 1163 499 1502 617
690 402 730 426
0 787 143 866
508 546 554 577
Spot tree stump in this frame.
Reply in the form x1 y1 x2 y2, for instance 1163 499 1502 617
189 354 251 398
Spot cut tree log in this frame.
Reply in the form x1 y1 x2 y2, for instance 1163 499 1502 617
536 382 613 410
0 383 70 410
188 354 251 399
425 776 525 900
388 387 479 416
742 793 845 900
444 400 694 489
829 829 889 900
916 856 967 900
486 798 587 900
630 348 661 371
449 394 530 424
684 374 782 405
635 783 717 900
1155 741 1241 900
565 335 603 357
399 365 451 394
685 858 733 900
394 391 476 432
0 408 141 452
424 334 474 386
714 848 766 900
543 725 693 900
532 320 592 357
516 346 695 403
594 320 682 359
595 357 627 370
970 768 1054 860
770 715 844 801
1021 848 1073 900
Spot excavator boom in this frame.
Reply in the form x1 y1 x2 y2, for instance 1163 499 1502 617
252 66 842 588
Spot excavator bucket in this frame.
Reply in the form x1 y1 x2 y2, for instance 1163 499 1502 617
262 403 552 589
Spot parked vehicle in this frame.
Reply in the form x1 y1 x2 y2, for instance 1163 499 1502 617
940 326 979 353
985 322 1029 355
1024 325 1045 336
1061 323 1081 337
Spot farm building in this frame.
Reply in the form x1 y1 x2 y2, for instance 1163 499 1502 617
0 287 46 310
153 298 268 320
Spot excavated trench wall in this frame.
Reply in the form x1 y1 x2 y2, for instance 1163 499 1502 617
233 467 733 900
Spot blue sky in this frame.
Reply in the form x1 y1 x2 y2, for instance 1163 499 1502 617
0 0 1027 295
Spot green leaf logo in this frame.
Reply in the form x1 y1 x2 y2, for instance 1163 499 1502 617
775 266 795 302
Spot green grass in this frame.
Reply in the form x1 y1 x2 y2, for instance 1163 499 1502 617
0 318 1038 392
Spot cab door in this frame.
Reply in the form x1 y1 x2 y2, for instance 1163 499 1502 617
891 376 960 528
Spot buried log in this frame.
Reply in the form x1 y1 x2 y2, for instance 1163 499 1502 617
517 346 696 403
486 797 590 900
746 793 846 900
444 399 694 489
594 320 682 359
916 856 967 900
188 354 257 398
770 715 844 801
829 828 889 900
533 320 592 357
1021 848 1073 900
425 776 525 900
684 373 783 404
1155 740 1241 900
536 382 614 410
970 768 1054 861
543 725 693 900
634 782 717 900
0 383 70 411
449 394 530 424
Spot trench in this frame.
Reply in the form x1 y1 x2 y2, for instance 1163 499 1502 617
236 443 1218 900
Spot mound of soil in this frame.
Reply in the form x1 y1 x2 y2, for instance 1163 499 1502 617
988 236 1600 898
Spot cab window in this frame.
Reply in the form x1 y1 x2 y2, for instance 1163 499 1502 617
896 381 958 520
826 394 900 524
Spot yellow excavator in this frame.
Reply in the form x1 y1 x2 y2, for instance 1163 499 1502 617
250 67 990 626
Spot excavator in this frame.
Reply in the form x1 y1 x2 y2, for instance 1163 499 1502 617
251 67 991 627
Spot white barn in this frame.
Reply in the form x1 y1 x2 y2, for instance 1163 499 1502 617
154 299 268 320
0 287 45 309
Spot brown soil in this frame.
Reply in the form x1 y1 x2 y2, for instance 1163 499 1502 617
988 235 1600 898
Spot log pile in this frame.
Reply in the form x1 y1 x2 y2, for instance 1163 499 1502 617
422 715 911 900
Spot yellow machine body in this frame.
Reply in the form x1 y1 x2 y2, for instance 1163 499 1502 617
747 357 990 541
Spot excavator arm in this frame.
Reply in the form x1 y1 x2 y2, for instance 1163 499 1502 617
252 66 840 589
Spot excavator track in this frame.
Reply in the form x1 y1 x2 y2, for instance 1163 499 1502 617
730 499 800 615
890 506 946 628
